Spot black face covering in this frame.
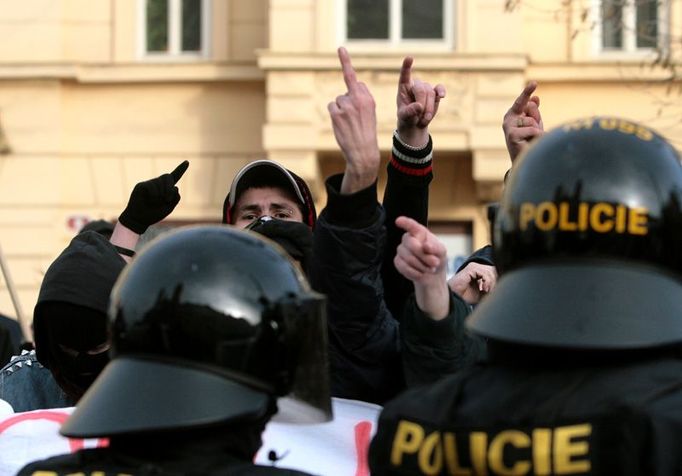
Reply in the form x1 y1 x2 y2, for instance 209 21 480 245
51 349 109 399
34 301 110 401
245 217 313 276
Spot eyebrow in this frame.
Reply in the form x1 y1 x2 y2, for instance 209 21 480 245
269 202 296 211
237 202 296 214
237 204 263 214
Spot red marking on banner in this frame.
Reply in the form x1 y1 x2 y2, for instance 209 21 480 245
0 410 109 452
354 420 372 476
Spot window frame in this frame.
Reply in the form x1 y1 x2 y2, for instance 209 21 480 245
138 0 211 61
337 0 455 51
591 0 669 58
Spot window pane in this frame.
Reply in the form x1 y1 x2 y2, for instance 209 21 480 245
347 0 389 39
182 0 202 51
402 0 444 39
147 0 168 52
601 0 623 49
636 0 658 48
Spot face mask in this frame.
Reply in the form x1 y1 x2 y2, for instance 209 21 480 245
246 217 313 275
50 345 110 401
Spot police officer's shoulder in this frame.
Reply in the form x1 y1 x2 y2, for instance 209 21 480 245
227 464 316 475
381 367 476 423
16 448 114 476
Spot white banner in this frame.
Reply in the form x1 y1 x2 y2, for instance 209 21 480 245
0 397 380 476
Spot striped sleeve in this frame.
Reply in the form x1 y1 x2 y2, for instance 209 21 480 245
389 129 433 177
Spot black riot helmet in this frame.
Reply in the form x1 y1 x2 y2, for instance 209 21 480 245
468 117 682 349
61 225 332 438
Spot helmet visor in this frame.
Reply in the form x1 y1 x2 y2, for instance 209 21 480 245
271 292 332 424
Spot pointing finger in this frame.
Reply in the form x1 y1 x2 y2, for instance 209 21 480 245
170 160 189 184
395 216 428 240
338 47 358 91
509 80 537 115
399 56 414 87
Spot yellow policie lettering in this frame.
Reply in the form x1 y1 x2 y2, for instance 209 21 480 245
519 202 648 236
598 118 653 141
561 118 595 132
561 118 653 141
390 420 592 475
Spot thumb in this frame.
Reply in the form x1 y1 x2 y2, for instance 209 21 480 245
170 160 190 184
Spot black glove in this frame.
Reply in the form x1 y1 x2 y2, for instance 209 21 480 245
246 217 313 276
118 161 189 234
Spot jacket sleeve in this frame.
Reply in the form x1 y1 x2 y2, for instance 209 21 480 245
382 131 434 320
456 244 494 273
310 174 403 404
401 291 487 387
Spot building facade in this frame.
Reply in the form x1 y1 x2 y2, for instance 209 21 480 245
0 0 680 337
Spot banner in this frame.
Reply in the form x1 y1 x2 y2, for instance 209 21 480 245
0 397 380 476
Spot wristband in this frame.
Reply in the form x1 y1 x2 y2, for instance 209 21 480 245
113 245 136 258
393 129 430 151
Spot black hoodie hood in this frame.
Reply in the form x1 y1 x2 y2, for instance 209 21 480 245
33 231 126 369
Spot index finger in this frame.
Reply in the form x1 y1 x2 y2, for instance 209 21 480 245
170 160 189 183
398 56 414 87
338 47 358 90
395 216 428 240
509 80 537 115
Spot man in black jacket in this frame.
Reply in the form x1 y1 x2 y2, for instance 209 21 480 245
369 117 682 475
311 47 452 404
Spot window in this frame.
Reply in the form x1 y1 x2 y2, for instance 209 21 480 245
430 222 473 279
595 0 666 53
340 0 454 47
141 0 209 58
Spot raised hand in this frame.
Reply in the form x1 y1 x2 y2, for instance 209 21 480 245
118 160 189 234
447 262 498 305
394 216 450 320
396 57 446 147
328 47 381 195
503 81 544 163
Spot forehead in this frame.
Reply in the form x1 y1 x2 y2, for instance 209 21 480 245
234 186 300 209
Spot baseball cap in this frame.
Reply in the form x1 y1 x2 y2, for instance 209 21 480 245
223 160 316 227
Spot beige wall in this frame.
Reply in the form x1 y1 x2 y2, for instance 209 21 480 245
0 0 680 334
0 0 270 334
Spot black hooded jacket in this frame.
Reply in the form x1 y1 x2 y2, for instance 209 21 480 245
32 231 125 398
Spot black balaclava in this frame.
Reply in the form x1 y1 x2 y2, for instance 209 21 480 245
33 231 125 402
246 216 313 276
37 301 109 401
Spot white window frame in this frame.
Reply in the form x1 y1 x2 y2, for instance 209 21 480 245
337 0 455 51
592 0 668 58
138 0 211 61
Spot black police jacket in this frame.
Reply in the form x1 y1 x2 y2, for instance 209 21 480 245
18 447 313 476
369 353 682 475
